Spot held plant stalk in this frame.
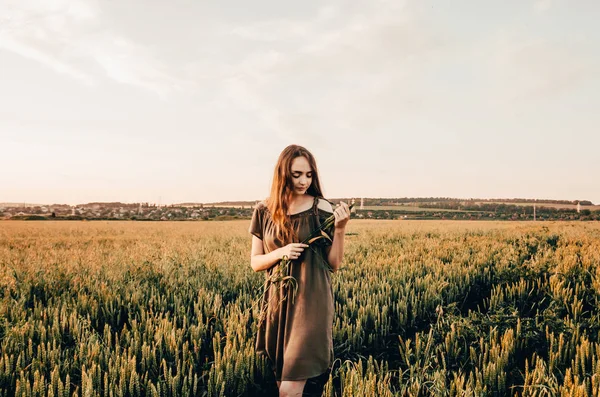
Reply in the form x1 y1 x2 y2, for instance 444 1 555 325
257 199 355 328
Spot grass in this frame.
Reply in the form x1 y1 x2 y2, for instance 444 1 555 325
2 219 600 396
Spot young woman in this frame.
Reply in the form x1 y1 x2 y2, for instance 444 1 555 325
249 144 350 397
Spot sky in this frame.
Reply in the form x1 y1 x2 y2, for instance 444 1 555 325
1 0 599 205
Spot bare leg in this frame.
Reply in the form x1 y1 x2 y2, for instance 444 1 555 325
279 379 307 397
277 381 281 389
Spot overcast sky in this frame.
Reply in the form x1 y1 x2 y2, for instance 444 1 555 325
1 0 599 205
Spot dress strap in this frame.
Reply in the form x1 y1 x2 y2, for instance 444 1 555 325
312 195 320 216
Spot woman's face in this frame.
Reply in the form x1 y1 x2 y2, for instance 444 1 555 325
289 156 313 195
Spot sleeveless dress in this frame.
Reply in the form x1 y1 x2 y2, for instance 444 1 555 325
249 196 335 381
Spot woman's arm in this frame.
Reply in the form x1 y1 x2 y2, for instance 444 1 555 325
251 236 311 272
320 199 351 273
327 227 346 272
250 236 283 272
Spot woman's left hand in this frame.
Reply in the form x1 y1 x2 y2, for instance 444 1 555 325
334 201 351 230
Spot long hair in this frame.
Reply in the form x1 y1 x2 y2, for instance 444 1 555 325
265 144 324 244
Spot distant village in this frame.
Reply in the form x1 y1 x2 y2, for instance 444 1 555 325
0 202 375 221
0 202 254 221
1 198 599 221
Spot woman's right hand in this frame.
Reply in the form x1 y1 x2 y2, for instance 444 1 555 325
277 243 309 261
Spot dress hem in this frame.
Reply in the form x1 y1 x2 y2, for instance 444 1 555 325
257 350 332 382
277 366 331 382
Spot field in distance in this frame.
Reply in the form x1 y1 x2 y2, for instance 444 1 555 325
200 201 600 212
363 201 600 213
472 201 600 210
360 205 467 212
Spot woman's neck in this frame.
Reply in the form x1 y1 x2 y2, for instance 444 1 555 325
288 194 313 211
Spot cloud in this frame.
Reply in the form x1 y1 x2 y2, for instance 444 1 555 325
0 34 95 85
486 29 597 104
210 0 443 145
80 34 184 97
229 3 340 43
0 0 184 96
533 0 552 13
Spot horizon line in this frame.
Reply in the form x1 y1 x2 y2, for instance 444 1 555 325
1 196 596 207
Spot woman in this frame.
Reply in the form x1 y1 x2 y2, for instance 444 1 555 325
249 144 350 397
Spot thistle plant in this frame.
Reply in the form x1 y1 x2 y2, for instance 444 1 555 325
257 199 355 328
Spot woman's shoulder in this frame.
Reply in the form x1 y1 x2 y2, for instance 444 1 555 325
252 200 268 213
316 197 334 213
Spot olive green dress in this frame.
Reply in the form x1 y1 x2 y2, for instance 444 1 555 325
249 195 335 381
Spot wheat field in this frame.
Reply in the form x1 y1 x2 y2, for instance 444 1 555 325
1 220 600 396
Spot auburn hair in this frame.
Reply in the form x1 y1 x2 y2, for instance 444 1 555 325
265 144 324 244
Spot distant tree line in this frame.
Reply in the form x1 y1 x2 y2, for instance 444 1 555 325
339 197 594 206
6 201 599 222
418 201 597 215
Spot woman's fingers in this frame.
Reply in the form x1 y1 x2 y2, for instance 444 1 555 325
336 202 349 215
335 205 349 218
283 243 309 260
333 201 351 229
